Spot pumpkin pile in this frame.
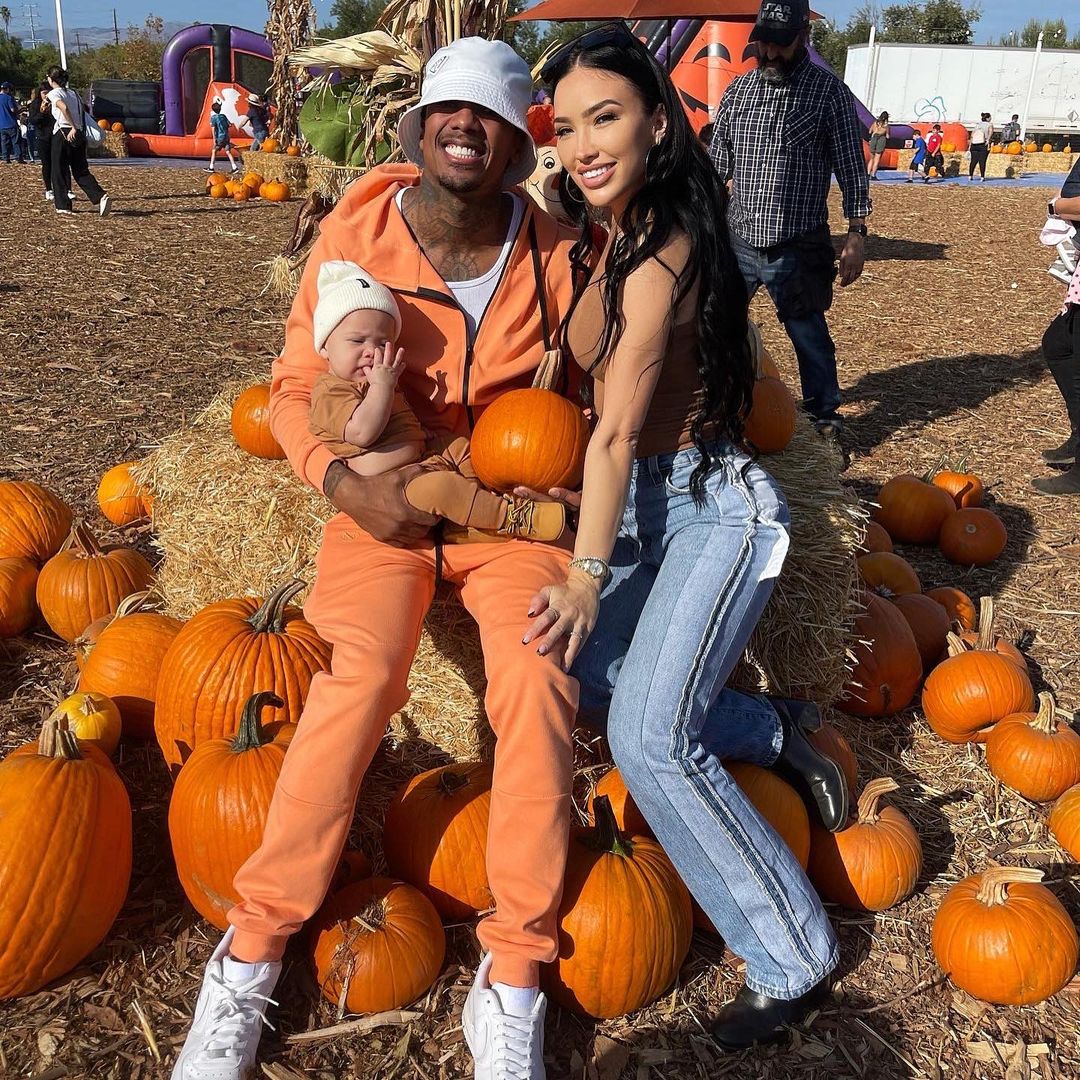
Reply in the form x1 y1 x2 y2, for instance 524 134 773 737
204 170 291 204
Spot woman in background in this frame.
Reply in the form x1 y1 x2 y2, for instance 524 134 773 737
867 111 888 179
969 111 992 182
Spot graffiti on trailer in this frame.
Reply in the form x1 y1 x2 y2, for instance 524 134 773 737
914 95 948 123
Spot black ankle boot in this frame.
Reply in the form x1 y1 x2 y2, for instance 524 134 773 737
711 982 830 1050
770 700 849 832
1042 430 1078 466
1032 464 1080 495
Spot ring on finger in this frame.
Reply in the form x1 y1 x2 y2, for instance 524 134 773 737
569 629 585 639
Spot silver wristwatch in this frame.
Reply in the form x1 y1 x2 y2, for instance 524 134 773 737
569 557 611 587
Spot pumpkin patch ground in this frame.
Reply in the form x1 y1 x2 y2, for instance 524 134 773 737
1 170 1079 1077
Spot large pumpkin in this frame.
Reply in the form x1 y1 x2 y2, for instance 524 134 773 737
78 600 183 739
0 481 73 563
35 523 155 643
931 866 1078 1005
96 462 150 527
231 384 286 459
154 579 331 772
382 763 493 920
838 592 922 717
1049 785 1080 861
311 878 446 1013
922 632 1034 744
587 768 652 837
872 475 955 545
169 692 296 929
939 507 1007 566
857 551 921 597
49 690 122 758
726 762 810 868
985 692 1080 803
0 716 132 997
859 520 894 554
544 796 692 1018
0 557 39 637
743 376 797 454
924 586 976 631
891 592 950 673
808 778 922 911
471 350 589 494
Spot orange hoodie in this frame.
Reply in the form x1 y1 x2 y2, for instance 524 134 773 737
270 164 581 494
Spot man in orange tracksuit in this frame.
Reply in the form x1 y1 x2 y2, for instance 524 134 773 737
171 39 580 1080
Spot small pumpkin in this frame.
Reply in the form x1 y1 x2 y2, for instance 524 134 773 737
0 557 39 637
0 715 132 997
260 137 280 153
838 592 923 717
891 592 950 673
931 866 1078 1005
744 376 797 454
0 481 73 563
1042 143 1053 153
1048 784 1080 861
97 118 109 130
922 632 1034 744
224 180 244 196
990 144 1002 154
232 184 252 202
726 762 810 868
96 462 150 527
924 586 976 631
872 474 955 545
154 579 331 772
260 180 291 202
209 183 228 199
311 878 446 1013
471 350 590 494
859 520 893 554
205 172 228 190
1006 141 1022 155
285 145 301 157
544 796 692 1018
111 121 124 133
49 690 122 758
938 507 1007 566
857 551 921 598
985 692 1080 803
930 466 983 508
808 778 922 911
587 768 651 837
955 596 1026 671
942 140 956 152
382 762 493 920
807 721 858 793
1024 141 1038 153
242 171 264 191
36 523 155 643
169 692 296 928
231 383 286 459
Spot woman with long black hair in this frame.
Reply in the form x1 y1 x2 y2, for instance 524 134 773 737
45 66 111 216
521 23 841 1050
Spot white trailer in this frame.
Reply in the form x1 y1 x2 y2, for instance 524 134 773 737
844 39 1080 137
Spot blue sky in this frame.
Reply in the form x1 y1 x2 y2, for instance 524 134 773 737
6 0 1077 51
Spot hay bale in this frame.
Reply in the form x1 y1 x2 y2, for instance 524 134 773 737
88 130 128 159
134 380 859 765
241 150 366 201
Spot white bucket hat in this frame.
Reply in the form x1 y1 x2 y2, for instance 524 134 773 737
397 37 537 187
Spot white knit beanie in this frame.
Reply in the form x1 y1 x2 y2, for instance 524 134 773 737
312 260 402 352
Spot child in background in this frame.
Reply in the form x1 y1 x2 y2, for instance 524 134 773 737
907 130 927 183
308 260 566 541
246 93 270 150
207 101 238 173
925 124 945 179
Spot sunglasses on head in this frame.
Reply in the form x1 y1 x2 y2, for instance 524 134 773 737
539 21 640 85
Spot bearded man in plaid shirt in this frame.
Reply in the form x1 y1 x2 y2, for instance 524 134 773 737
710 0 872 438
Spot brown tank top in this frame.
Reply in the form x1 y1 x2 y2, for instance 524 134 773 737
565 276 706 459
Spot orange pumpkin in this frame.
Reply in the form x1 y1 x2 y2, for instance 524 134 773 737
891 592 950 673
859 520 894 554
544 796 692 1018
169 692 296 928
1024 141 1038 153
154 579 331 772
97 118 109 129
260 138 280 153
924 586 976 631
260 180 290 202
209 183 229 199
1006 141 1022 155
111 121 124 133
285 145 301 157
931 468 983 508
955 596 1026 671
96 462 150 527
1042 143 1053 153
0 557 39 637
205 172 229 190
0 481 73 563
471 351 590 494
587 767 651 837
857 551 921 598
838 592 923 717
921 632 1034 744
985 693 1080 803
1049 785 1080 861
872 474 955 544
726 762 810 868
0 716 131 997
744 376 797 454
931 866 1078 1005
807 721 858 793
808 778 922 911
938 507 1007 566
232 184 252 203
242 171 264 191
990 144 1003 154
382 763 493 920
231 383 286 459
35 523 155 643
311 878 446 1013
48 690 122 758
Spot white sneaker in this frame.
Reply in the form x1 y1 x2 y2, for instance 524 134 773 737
44 190 53 200
99 194 112 217
463 954 546 1080
170 928 281 1080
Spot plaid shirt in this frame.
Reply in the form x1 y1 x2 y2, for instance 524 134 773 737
710 54 872 249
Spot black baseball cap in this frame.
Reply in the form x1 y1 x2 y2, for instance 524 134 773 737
749 0 811 46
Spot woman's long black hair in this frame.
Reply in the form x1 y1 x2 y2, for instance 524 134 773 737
546 32 755 502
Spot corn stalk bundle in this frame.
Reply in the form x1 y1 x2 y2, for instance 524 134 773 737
266 0 316 147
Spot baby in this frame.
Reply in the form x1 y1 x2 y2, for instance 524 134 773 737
308 261 565 542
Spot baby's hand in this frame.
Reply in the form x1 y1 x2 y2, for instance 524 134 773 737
367 341 406 387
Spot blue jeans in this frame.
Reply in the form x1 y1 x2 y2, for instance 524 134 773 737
251 124 269 150
0 128 18 162
572 444 838 998
731 229 842 426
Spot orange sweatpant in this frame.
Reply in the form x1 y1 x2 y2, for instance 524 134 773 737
228 514 578 987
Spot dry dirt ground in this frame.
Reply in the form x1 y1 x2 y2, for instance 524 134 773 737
0 165 1078 1080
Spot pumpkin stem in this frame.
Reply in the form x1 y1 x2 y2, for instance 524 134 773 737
69 520 104 558
350 896 387 935
437 769 470 797
247 579 306 633
975 865 1044 907
855 777 899 825
944 631 968 658
37 713 83 760
975 596 998 652
587 794 634 858
115 589 157 617
530 349 564 391
231 691 285 752
1030 692 1059 734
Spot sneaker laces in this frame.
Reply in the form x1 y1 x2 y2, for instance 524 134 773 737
500 498 533 537
490 1010 542 1079
194 972 277 1062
